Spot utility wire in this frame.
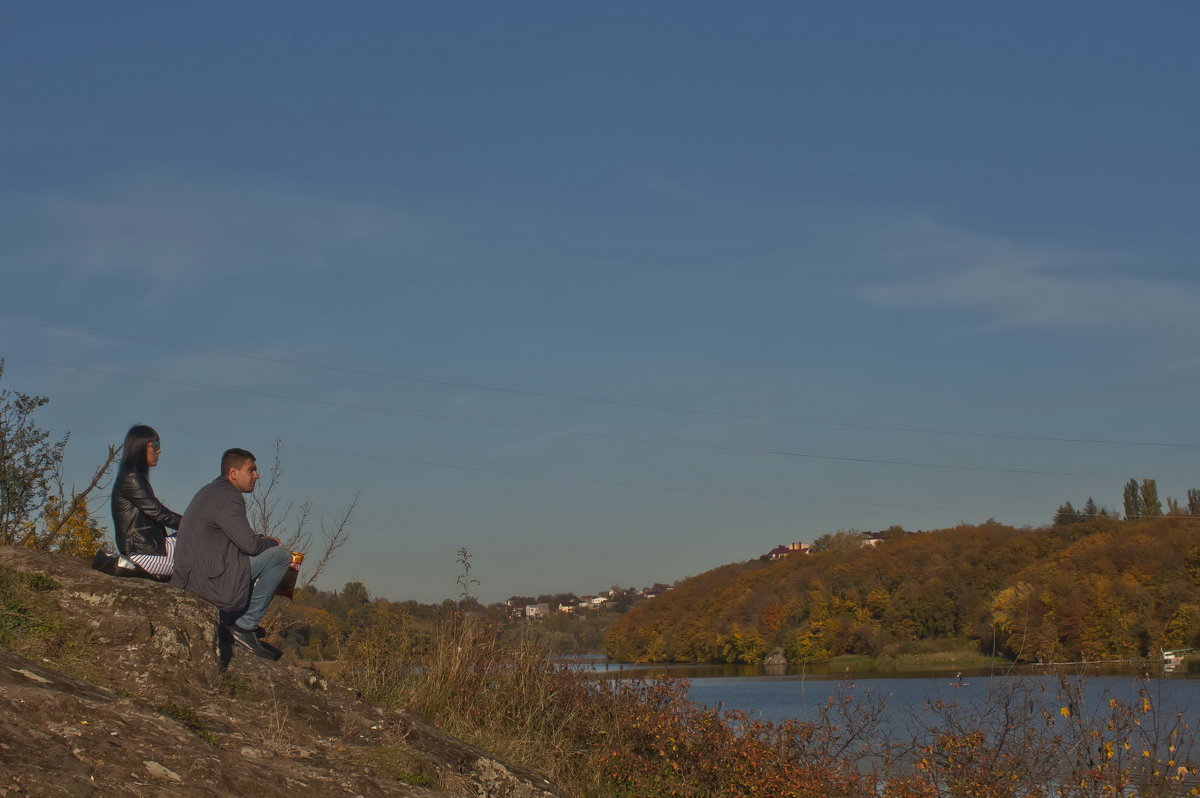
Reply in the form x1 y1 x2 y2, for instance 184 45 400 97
43 408 1051 518
43 409 1200 523
3 314 1196 449
13 355 1194 482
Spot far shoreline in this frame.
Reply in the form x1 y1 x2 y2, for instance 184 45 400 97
588 650 1200 680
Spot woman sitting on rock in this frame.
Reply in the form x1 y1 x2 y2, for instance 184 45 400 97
95 424 182 581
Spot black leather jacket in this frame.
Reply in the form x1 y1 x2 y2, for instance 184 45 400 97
110 467 182 556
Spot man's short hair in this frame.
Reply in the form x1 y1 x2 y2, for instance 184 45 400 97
220 447 256 476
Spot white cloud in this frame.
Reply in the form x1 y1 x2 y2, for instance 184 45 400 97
855 219 1200 339
9 171 423 294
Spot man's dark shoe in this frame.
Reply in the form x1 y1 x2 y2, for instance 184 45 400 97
226 624 278 660
139 568 172 583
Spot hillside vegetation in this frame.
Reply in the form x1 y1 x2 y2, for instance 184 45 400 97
0 546 566 797
605 517 1200 664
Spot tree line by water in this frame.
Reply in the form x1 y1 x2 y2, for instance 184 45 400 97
604 515 1200 666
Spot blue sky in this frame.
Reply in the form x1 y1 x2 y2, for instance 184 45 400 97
3 3 1198 602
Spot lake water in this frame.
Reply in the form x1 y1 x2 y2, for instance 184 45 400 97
580 661 1200 790
589 661 1200 727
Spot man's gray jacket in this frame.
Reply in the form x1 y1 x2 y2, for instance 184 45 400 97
171 477 275 612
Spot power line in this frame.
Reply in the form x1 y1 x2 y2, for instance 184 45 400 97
42 408 1200 522
43 408 1051 518
13 355 1194 482
4 314 1197 449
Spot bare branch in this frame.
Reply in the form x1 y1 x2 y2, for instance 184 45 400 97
299 490 358 593
283 499 313 553
248 438 285 536
26 443 119 549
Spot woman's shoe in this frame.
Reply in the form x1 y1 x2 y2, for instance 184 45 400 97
91 550 120 576
125 561 171 582
92 550 167 581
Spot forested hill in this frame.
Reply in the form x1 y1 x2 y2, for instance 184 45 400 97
604 517 1200 665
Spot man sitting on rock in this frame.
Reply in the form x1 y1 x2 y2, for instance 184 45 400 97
171 448 290 660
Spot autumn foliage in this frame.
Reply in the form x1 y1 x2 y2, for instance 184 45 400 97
605 518 1200 665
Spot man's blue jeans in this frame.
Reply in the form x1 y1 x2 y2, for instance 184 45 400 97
221 545 290 630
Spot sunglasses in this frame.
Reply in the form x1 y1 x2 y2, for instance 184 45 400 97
149 441 162 453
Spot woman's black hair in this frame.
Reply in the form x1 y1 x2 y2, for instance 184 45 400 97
120 424 160 473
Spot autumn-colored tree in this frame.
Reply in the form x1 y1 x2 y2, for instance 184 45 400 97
0 360 117 555
992 520 1200 660
36 495 105 558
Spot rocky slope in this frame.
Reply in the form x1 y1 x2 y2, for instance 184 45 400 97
0 547 566 797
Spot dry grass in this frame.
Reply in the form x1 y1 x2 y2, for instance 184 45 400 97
0 566 96 678
331 613 1200 797
334 614 872 797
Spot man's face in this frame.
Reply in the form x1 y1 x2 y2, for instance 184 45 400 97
228 459 259 493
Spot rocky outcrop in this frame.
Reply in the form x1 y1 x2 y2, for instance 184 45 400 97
0 547 567 798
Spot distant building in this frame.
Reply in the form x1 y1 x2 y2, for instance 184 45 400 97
524 603 551 619
766 541 811 560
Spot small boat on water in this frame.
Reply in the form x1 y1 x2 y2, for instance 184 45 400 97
949 672 969 687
